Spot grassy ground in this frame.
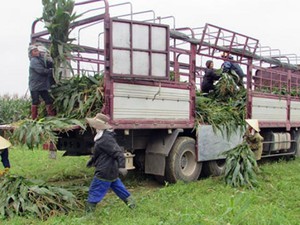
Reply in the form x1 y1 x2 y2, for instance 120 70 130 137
2 146 300 225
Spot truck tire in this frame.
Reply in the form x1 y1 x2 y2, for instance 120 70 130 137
165 137 202 183
206 159 226 176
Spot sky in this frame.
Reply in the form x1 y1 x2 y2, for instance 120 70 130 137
0 0 299 96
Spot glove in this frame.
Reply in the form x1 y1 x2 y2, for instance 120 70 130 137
119 168 128 177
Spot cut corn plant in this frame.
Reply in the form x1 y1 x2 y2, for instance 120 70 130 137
41 0 81 82
214 72 240 101
50 73 104 119
195 89 246 138
223 141 260 188
11 117 86 149
0 175 84 220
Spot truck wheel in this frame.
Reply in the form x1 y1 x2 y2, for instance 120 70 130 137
206 160 226 176
165 137 202 183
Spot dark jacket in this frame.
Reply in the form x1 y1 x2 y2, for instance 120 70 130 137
223 61 245 79
201 68 220 93
29 56 53 91
92 130 125 181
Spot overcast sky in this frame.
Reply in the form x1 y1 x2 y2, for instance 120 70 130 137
0 0 299 96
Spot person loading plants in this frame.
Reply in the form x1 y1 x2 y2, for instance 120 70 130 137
0 135 11 176
244 119 264 160
221 52 245 88
201 60 220 93
28 44 56 120
85 113 135 212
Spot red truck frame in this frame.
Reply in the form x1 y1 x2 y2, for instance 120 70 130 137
30 0 300 183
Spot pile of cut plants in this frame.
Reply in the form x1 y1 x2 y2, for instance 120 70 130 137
222 141 260 188
196 70 260 188
196 70 246 136
0 174 84 220
50 73 104 119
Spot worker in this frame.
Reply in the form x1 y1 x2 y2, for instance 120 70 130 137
85 113 135 212
28 44 56 120
221 52 245 88
0 135 11 176
244 119 264 160
201 60 220 93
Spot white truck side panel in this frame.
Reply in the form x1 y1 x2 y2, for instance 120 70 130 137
252 97 286 121
290 101 300 122
113 83 190 119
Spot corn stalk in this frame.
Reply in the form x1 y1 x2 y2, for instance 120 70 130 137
41 0 80 82
0 95 31 124
0 175 84 220
50 73 104 119
11 117 86 149
223 141 260 188
196 80 246 138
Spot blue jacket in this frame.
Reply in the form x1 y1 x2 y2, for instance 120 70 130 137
223 61 245 78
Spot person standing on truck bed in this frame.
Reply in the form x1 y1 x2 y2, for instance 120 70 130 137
28 44 55 120
221 52 245 88
0 136 11 176
201 60 220 93
85 113 135 212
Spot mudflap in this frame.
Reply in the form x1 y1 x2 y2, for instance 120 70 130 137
144 129 183 176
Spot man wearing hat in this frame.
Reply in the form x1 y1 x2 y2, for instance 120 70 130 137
244 119 264 160
0 136 11 176
85 113 135 212
28 44 56 120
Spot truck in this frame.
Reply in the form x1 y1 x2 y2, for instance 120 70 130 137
30 0 300 183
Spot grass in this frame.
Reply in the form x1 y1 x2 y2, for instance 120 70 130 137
2 146 300 225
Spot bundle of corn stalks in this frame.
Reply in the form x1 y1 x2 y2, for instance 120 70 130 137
223 141 259 188
214 71 241 101
195 95 246 137
41 0 80 81
50 73 104 119
11 117 85 149
195 84 246 137
0 175 84 220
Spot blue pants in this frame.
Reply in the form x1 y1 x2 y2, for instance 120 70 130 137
87 177 131 204
1 148 10 168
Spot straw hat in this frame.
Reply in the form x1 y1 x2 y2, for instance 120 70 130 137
0 136 11 150
86 113 113 130
245 119 260 132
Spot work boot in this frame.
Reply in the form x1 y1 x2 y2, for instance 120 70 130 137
46 104 56 117
85 202 96 213
123 196 136 209
31 105 38 120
